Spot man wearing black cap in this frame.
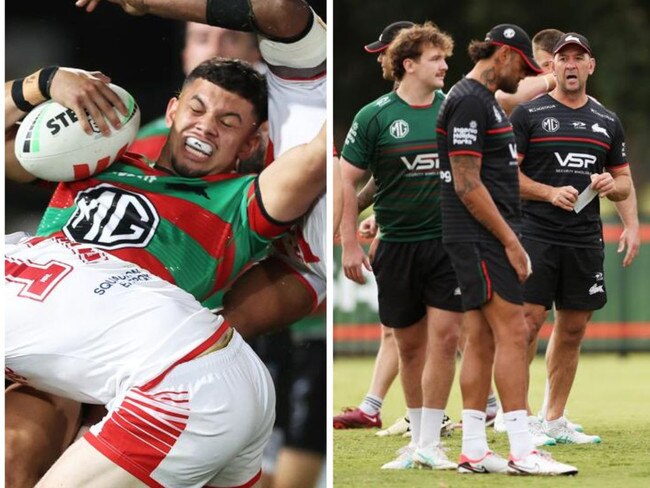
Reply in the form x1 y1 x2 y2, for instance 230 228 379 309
437 24 577 475
511 32 633 445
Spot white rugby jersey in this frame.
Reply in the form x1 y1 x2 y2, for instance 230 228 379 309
267 70 327 157
5 236 227 405
265 52 327 303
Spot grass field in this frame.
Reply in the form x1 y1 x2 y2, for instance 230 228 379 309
333 353 650 487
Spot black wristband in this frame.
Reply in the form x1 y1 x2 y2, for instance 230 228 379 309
38 66 60 99
11 79 35 113
252 7 314 43
206 0 253 31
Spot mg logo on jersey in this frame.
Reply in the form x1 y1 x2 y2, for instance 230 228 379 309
400 153 438 171
554 152 597 169
64 184 160 250
542 117 560 132
389 120 409 139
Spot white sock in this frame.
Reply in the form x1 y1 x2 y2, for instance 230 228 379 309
419 407 444 448
461 409 488 460
504 409 534 459
408 407 422 447
359 394 383 416
540 378 550 419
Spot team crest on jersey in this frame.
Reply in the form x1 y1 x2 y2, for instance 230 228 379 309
591 123 609 138
542 117 560 132
63 184 160 250
389 119 410 139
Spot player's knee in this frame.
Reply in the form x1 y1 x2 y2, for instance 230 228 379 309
380 326 394 342
556 323 587 346
396 341 425 365
524 306 547 335
433 326 460 357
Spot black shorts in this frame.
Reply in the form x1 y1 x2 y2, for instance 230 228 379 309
522 238 606 311
372 239 463 328
284 338 325 454
247 330 293 433
443 240 523 311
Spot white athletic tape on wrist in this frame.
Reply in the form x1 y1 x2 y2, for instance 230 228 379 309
259 13 326 69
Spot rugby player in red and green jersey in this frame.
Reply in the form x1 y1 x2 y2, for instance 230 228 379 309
5 58 325 488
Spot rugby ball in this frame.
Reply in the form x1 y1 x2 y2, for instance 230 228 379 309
14 84 140 182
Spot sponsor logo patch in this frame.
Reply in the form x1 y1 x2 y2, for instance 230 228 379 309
542 117 560 132
64 184 160 250
390 119 410 139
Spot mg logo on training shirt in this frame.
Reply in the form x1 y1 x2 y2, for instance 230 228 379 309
554 152 597 169
64 184 160 250
542 117 560 132
389 120 410 139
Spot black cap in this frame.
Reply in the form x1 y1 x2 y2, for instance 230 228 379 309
485 23 542 74
364 21 415 53
553 32 592 55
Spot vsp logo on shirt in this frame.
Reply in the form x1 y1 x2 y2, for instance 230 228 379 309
64 184 160 249
389 120 410 139
554 152 597 169
400 153 439 171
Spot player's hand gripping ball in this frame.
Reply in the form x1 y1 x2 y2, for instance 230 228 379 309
14 84 140 182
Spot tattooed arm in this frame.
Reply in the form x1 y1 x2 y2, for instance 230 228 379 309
450 154 530 282
356 175 377 213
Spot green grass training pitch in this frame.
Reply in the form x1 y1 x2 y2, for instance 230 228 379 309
333 354 650 487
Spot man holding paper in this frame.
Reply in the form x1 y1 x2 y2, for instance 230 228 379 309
511 32 633 444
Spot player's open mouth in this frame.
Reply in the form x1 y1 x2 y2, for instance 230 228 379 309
185 136 214 157
566 74 578 80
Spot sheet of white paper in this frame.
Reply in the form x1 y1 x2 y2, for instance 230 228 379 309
573 186 598 214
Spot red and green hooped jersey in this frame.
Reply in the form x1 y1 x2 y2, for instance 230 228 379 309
128 116 168 161
35 153 289 309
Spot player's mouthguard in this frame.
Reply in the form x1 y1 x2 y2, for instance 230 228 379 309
185 136 214 156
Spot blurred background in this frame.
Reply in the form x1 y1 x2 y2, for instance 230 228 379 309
334 0 650 355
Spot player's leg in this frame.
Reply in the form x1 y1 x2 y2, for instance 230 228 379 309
334 324 398 430
379 317 426 469
545 309 590 420
391 318 427 432
35 437 145 488
371 325 400 401
543 246 603 444
543 309 600 444
6 385 82 488
413 307 461 470
272 338 325 488
272 449 322 488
